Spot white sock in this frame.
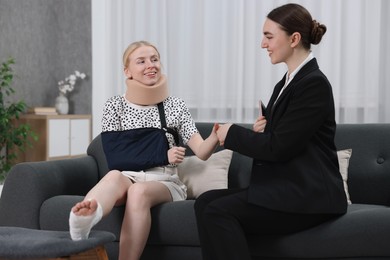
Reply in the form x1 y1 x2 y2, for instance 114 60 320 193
69 201 103 241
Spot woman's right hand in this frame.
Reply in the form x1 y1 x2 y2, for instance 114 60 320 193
168 146 186 164
253 116 267 132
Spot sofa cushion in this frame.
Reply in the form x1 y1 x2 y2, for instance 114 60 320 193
178 149 233 199
40 196 124 240
248 204 390 258
335 124 390 206
39 195 200 246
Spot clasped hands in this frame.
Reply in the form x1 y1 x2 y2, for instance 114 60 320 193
167 115 266 164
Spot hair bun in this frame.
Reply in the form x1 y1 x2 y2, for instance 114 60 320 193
310 20 327 45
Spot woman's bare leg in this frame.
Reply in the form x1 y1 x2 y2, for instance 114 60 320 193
70 170 133 240
78 170 133 214
118 181 172 260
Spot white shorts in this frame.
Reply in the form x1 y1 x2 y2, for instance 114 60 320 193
121 166 187 201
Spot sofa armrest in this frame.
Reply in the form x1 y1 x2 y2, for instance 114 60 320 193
0 156 99 229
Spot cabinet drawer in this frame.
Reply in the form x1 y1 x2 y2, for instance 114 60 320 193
70 119 91 156
48 119 70 157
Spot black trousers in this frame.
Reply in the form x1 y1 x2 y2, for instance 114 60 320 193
194 188 339 260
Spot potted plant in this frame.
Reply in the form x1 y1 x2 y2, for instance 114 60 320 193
0 58 36 185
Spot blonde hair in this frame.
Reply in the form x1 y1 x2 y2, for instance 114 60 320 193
122 41 161 68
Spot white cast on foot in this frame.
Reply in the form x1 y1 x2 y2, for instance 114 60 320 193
69 201 103 241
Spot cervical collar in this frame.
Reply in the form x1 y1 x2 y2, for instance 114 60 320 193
125 74 168 105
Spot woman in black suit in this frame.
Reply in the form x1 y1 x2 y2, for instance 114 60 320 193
194 3 348 260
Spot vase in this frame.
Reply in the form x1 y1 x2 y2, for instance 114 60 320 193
55 93 69 115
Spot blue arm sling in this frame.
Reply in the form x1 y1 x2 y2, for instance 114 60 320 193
101 102 179 171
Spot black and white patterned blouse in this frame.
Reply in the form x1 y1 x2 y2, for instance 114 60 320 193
101 95 198 148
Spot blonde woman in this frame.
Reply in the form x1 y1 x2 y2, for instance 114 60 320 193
69 41 219 260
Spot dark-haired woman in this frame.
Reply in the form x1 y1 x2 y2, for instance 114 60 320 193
194 4 347 260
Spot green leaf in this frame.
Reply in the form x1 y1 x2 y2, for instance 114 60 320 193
0 57 36 180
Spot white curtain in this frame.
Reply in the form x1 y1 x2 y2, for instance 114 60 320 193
92 0 390 137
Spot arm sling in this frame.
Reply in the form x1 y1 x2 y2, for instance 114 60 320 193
101 102 179 171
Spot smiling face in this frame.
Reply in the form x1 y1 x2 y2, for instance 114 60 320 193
261 18 294 65
124 45 161 86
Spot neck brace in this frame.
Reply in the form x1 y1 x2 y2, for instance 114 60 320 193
125 75 168 105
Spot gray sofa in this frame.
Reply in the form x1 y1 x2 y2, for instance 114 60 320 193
1 123 390 260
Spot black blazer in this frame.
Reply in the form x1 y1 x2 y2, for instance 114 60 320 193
225 58 347 214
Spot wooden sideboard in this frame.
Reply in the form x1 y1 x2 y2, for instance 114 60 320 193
13 114 92 162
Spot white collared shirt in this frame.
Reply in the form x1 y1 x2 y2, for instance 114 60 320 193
274 52 314 103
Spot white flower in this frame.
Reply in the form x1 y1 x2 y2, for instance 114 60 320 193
58 70 87 95
75 70 86 79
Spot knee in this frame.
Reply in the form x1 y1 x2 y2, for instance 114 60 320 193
194 196 205 215
100 170 124 184
194 197 218 222
194 191 215 216
126 183 150 209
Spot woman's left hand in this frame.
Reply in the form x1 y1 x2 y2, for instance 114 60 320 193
253 116 267 132
168 146 186 164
